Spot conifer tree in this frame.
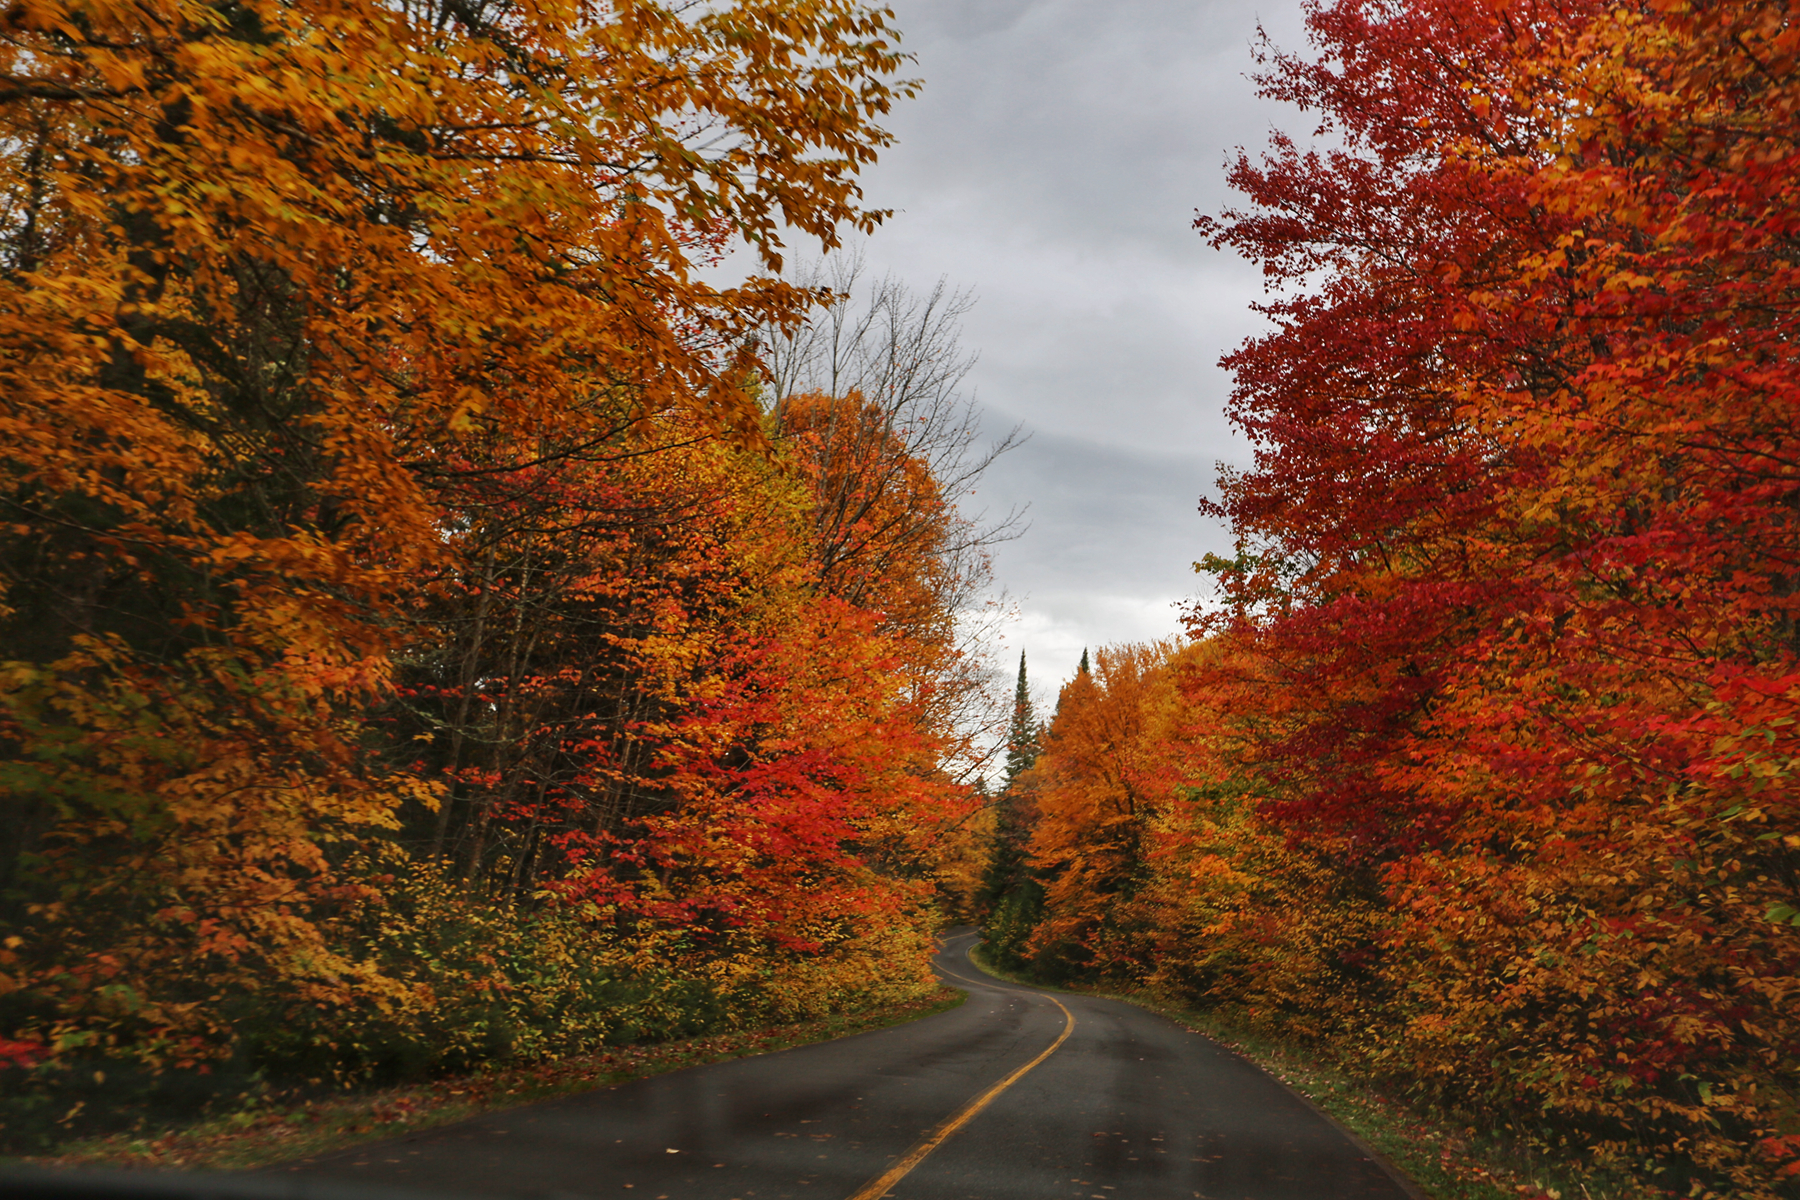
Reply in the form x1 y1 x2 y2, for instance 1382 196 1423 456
1003 652 1041 787
978 653 1044 958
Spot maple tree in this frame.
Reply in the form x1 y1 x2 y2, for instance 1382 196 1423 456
993 2 1800 1195
0 0 1015 1146
1192 1 1800 1185
1201 0 1800 1191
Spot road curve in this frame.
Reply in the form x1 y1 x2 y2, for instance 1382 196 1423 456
273 929 1417 1200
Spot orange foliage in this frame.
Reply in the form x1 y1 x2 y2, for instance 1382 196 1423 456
0 0 991 1144
1023 641 1186 975
1015 639 1388 1031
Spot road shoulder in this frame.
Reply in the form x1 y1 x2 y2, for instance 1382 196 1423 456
963 946 1662 1200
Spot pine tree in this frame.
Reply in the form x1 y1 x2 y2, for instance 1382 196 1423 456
1003 651 1041 786
978 653 1044 954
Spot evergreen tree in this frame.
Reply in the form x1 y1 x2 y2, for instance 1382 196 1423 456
978 653 1043 952
1003 651 1041 786
1078 647 1090 675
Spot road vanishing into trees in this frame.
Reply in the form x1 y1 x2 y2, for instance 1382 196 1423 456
277 930 1418 1200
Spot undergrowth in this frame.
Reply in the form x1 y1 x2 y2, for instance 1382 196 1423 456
8 987 966 1173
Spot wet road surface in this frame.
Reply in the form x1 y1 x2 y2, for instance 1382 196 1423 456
275 930 1417 1199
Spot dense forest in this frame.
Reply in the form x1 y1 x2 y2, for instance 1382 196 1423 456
4 0 1799 1195
981 2 1800 1198
0 0 1007 1147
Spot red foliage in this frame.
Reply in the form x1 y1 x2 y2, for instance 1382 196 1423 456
1178 0 1800 1190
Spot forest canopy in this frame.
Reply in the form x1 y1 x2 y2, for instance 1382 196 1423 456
976 3 1800 1197
0 0 1005 1145
8 1 1799 1195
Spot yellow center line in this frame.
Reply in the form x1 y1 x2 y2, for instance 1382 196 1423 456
937 940 1003 989
935 961 989 988
843 946 1076 1200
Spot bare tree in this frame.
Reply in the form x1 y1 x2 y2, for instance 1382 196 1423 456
760 247 1027 612
759 247 1028 787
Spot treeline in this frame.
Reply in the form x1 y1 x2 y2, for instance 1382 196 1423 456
0 0 999 1146
983 2 1800 1197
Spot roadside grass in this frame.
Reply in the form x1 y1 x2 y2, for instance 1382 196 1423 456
964 949 1647 1200
9 987 967 1174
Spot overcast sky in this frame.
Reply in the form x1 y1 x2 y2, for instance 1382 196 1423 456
768 0 1315 704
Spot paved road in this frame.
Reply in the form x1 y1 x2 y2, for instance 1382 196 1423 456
276 930 1416 1200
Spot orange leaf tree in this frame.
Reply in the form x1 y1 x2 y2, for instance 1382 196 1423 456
0 0 916 1088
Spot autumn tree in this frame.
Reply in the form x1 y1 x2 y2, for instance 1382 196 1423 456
1018 642 1184 979
1187 0 1800 1191
388 418 808 887
0 0 925 1100
1000 635 1387 1032
760 254 1027 772
760 249 1028 603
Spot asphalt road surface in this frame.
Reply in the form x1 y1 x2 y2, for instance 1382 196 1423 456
275 930 1417 1200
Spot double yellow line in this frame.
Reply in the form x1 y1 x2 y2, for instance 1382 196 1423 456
843 945 1076 1200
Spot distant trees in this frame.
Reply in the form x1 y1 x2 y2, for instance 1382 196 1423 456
977 652 1041 961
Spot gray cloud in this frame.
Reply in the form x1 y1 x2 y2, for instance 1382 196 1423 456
970 422 1229 691
749 0 1312 690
